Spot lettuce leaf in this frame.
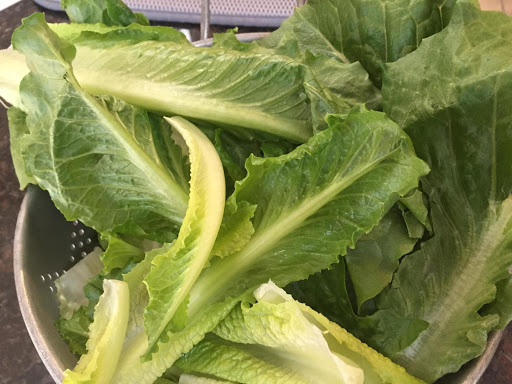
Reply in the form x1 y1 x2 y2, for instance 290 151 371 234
287 259 428 360
143 116 226 357
177 282 424 384
0 18 381 142
186 106 429 319
7 107 35 189
63 279 130 384
380 1 512 381
10 14 189 242
258 0 456 85
61 0 149 26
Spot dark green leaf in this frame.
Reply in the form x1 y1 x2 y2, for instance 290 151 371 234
259 0 456 85
61 0 149 26
381 1 512 380
288 259 428 358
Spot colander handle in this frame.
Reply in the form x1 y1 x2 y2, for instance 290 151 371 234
200 0 307 40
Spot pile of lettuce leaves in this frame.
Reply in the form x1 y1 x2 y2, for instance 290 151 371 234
2 0 512 383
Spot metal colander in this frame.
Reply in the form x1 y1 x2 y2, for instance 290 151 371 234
12 4 504 382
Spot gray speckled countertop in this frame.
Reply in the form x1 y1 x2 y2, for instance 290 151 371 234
0 1 511 383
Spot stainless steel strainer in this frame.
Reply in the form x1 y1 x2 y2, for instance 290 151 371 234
12 4 505 383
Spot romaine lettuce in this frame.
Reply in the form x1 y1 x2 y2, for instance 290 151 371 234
63 279 129 384
380 1 512 381
186 106 428 318
258 0 456 85
61 0 149 26
177 282 424 384
143 116 226 358
10 14 189 242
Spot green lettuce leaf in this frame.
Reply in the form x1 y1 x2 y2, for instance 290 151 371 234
287 259 428 359
344 206 418 309
258 0 455 85
49 22 190 47
380 1 512 381
186 106 428 318
7 107 35 189
11 14 189 242
100 235 147 275
178 282 424 384
178 334 313 384
67 42 318 142
0 22 379 142
61 0 149 26
143 116 226 358
212 29 381 129
57 252 136 355
63 279 130 384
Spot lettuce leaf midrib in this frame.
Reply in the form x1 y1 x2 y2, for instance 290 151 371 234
78 70 312 143
75 81 189 217
71 44 315 142
397 200 512 365
188 136 405 317
38 77 189 219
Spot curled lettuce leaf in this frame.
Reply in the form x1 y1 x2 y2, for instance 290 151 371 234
143 116 226 358
63 279 129 384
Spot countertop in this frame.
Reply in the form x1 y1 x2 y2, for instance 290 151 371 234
0 1 511 383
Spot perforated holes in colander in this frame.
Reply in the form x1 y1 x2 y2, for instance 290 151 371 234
39 220 99 293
